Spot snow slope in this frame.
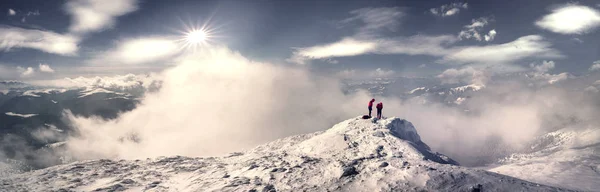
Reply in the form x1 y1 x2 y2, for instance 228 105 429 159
490 128 600 191
0 117 571 191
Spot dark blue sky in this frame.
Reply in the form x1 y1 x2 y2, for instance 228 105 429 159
1 0 599 81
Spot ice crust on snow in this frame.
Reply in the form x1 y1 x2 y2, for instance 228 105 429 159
0 117 571 191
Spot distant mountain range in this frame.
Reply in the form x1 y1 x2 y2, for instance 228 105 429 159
0 80 155 169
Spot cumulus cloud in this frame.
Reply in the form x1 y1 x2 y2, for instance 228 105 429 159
440 35 563 66
8 9 16 16
0 27 79 55
64 47 371 159
527 61 569 85
17 66 35 77
89 37 180 65
590 60 600 71
484 29 497 42
459 17 496 42
430 3 468 17
65 0 138 34
531 60 554 72
535 4 600 34
437 67 489 85
38 64 55 73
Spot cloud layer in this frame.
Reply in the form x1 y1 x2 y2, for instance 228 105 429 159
0 27 79 55
89 37 180 65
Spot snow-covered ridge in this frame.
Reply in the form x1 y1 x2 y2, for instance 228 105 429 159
78 87 130 98
0 117 570 191
5 112 38 118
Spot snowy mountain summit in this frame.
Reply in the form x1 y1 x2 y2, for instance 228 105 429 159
0 117 570 192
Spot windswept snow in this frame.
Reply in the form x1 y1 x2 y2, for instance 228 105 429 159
5 112 38 118
0 117 569 191
490 128 600 191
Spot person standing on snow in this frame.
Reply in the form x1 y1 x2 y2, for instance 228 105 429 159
368 98 375 117
376 102 383 119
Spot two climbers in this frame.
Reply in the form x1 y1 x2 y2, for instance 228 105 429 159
367 98 383 119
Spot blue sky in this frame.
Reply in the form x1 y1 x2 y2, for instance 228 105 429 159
1 0 600 82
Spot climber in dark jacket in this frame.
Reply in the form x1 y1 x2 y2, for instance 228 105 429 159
376 102 383 119
368 98 375 117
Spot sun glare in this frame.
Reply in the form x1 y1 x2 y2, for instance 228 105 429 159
186 30 207 44
176 17 221 51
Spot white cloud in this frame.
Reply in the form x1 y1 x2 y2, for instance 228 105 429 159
418 64 427 68
39 64 55 73
484 29 497 42
289 7 460 64
289 35 457 64
585 86 599 93
0 27 79 55
341 7 404 37
527 61 569 85
89 37 180 65
590 60 600 71
530 60 555 73
441 35 563 66
535 5 600 34
291 38 377 61
65 0 138 33
430 3 468 17
20 10 40 23
444 8 460 16
8 9 16 16
371 68 395 78
437 67 489 85
17 66 35 77
459 17 494 41
63 48 373 159
336 68 395 79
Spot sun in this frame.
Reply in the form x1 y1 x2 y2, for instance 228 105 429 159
186 29 207 44
175 17 222 51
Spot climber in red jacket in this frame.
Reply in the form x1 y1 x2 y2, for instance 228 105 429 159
376 102 383 119
368 98 375 117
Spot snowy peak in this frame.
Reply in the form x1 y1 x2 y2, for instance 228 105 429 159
251 117 456 165
0 117 570 192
